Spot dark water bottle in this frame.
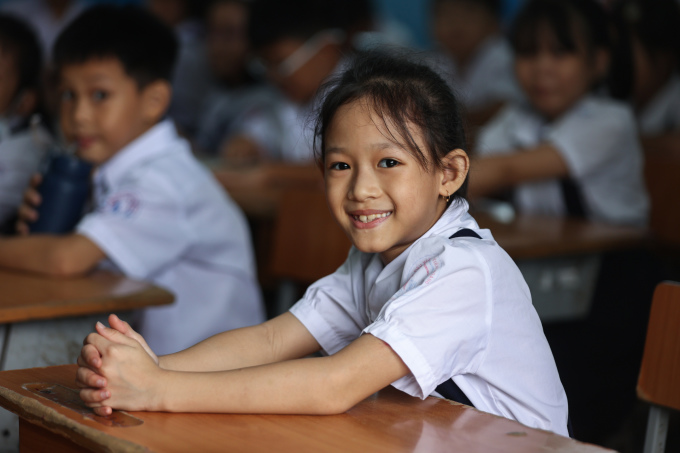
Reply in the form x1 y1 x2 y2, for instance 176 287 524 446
30 154 92 234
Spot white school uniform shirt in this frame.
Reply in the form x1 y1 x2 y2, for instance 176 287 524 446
0 121 50 225
476 96 649 226
434 35 523 111
76 120 265 355
290 201 569 436
638 74 680 135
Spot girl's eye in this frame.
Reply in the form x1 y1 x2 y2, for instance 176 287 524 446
329 162 350 170
92 90 109 101
378 158 399 168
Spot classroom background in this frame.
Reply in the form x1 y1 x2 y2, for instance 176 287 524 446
0 0 679 452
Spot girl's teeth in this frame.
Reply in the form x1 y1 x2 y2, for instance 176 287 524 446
355 212 391 223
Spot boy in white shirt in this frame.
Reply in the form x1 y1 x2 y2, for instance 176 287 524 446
4 5 265 355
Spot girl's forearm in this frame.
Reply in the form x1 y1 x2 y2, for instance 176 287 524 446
158 313 320 373
155 334 409 415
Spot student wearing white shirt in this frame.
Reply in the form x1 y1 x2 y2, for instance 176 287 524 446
470 0 649 227
75 51 570 437
5 6 264 355
0 14 52 230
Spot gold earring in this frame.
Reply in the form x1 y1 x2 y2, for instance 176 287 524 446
444 190 450 203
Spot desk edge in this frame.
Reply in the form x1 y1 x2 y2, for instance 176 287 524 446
0 381 147 453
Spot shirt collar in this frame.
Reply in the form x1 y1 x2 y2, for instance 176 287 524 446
380 200 480 276
95 119 179 187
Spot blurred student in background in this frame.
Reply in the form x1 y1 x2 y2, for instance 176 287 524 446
219 0 346 165
471 0 648 227
431 0 523 139
147 0 213 139
0 0 86 62
0 14 52 232
193 0 277 158
612 0 680 154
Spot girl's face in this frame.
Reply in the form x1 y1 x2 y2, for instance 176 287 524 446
514 26 605 121
323 100 452 264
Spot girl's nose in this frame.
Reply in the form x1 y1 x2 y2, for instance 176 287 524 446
349 167 380 201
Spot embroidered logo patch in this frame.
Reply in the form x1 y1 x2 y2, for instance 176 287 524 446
103 192 139 217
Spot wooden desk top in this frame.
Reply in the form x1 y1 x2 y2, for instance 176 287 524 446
0 269 174 323
0 365 613 453
474 212 648 260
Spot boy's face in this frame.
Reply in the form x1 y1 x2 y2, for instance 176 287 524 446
0 46 20 116
58 58 154 165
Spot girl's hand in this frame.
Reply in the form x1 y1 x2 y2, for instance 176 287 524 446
104 314 159 365
79 323 165 415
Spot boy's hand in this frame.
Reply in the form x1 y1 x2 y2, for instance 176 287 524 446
78 322 164 415
15 174 42 235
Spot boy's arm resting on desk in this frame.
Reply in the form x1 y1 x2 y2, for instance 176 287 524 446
468 143 569 199
79 313 410 415
0 234 105 276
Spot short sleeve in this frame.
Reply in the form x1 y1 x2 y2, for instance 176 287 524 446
289 248 368 354
547 102 638 179
76 176 191 280
364 239 492 399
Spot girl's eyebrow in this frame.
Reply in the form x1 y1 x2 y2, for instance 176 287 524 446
326 142 399 155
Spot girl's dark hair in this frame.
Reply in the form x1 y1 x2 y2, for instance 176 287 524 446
510 0 609 57
53 5 178 89
0 14 42 97
612 0 680 63
314 50 468 203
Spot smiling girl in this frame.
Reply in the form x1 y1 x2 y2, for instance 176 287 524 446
76 51 569 436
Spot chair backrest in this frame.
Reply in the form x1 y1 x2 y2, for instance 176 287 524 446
269 188 352 284
637 281 680 411
645 149 680 248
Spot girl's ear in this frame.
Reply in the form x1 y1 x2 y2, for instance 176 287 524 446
439 148 469 198
141 80 172 125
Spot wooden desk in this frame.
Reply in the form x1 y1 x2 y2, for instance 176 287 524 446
474 212 648 260
0 269 173 323
0 365 613 453
0 269 174 452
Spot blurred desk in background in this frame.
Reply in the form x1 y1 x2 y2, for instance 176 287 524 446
0 269 174 451
0 364 614 453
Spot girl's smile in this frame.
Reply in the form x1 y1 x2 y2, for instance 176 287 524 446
324 99 455 264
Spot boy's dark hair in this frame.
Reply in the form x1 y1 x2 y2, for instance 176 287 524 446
509 0 609 57
432 0 502 17
249 0 334 51
314 50 469 203
0 14 43 97
53 5 178 88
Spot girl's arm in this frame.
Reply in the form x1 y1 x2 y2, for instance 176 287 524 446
79 320 409 416
79 312 321 378
468 143 570 199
